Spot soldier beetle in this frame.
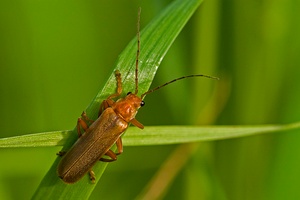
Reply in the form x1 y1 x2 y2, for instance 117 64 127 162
57 8 218 184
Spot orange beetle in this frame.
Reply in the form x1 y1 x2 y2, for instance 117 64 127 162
57 8 218 184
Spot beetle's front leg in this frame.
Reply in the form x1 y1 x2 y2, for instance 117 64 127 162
108 70 123 99
99 70 123 116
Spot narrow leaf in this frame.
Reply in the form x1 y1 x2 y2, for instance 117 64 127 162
0 130 71 148
1 122 300 148
123 122 300 145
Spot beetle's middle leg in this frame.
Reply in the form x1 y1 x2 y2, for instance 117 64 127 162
99 70 122 116
87 136 124 183
115 137 123 155
77 112 93 138
56 151 66 157
57 112 93 156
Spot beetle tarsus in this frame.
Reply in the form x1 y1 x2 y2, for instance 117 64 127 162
57 151 66 157
99 157 117 162
89 170 96 184
107 70 123 100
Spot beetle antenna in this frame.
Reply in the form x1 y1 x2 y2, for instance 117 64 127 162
135 7 141 95
141 74 219 99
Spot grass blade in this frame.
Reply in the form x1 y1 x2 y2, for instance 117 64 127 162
1 122 300 148
0 130 71 148
123 122 300 145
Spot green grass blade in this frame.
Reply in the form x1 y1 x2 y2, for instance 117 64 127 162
0 130 71 148
31 0 203 199
1 122 300 148
123 122 300 145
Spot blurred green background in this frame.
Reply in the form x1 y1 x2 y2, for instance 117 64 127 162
1 0 300 199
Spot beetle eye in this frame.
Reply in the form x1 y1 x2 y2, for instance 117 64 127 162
127 92 132 95
140 101 145 107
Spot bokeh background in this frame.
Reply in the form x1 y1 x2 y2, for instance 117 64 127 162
1 0 300 199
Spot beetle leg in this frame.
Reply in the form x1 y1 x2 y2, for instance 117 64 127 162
89 170 96 184
56 151 66 156
108 70 123 100
76 111 95 137
100 100 109 112
99 70 122 116
99 138 123 162
99 150 117 162
99 99 114 116
130 118 144 129
115 137 123 155
81 112 94 124
77 117 88 138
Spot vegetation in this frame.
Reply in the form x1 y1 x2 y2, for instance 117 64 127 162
0 0 300 199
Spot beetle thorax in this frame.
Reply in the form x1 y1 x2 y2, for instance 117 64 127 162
112 93 143 122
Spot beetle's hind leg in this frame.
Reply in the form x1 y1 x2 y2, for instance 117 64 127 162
100 138 123 162
100 150 118 162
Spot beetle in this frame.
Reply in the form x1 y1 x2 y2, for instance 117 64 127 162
57 8 218 184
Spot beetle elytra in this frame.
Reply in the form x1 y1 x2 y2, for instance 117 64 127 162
57 7 218 184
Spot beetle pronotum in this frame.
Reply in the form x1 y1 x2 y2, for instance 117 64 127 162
57 8 218 184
